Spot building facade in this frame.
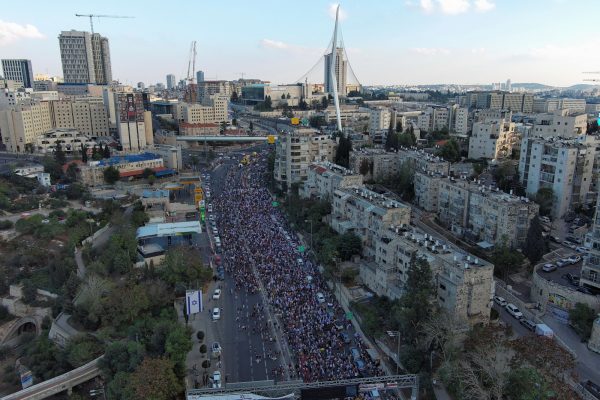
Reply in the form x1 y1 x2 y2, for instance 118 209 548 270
58 30 112 84
1 59 34 88
301 161 363 200
531 109 587 139
116 93 152 152
166 74 176 90
468 118 519 160
324 47 347 97
35 128 96 154
0 102 53 152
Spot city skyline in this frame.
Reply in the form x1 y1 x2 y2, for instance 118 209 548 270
1 0 600 87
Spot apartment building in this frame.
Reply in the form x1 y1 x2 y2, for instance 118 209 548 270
181 95 228 124
519 135 595 219
349 148 450 181
331 187 411 258
581 193 600 291
274 128 336 190
468 118 519 160
464 91 533 113
300 161 363 200
419 175 539 247
58 31 112 84
197 81 232 103
369 108 391 134
1 59 34 88
452 107 470 136
531 109 587 139
0 102 52 152
50 98 110 137
35 128 96 154
417 106 450 133
533 98 586 114
360 224 494 326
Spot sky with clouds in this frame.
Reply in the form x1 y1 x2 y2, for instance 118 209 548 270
1 0 599 87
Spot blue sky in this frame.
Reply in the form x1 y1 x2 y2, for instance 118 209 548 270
1 0 600 87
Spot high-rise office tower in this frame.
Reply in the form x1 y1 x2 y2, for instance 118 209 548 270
196 71 205 83
1 59 34 88
58 30 112 84
166 74 176 90
324 47 347 97
506 79 512 92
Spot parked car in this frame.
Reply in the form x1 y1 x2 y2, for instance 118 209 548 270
212 288 221 300
520 319 536 331
211 342 222 357
542 263 557 272
212 370 222 388
567 255 582 264
556 258 570 268
505 303 524 320
212 307 221 321
550 235 561 243
566 236 582 244
493 296 507 307
563 241 577 249
562 273 580 286
576 246 588 253
540 216 551 224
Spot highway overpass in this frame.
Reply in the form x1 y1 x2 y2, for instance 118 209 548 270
176 136 274 143
3 357 102 400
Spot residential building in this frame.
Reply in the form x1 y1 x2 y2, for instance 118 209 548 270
452 107 470 136
116 93 152 152
179 122 220 136
324 47 347 96
519 135 595 219
468 118 519 160
301 161 363 200
429 175 539 247
35 128 96 154
1 59 34 88
50 98 110 137
197 80 232 103
361 224 494 326
534 98 586 114
414 171 443 212
150 144 183 170
349 148 449 181
581 193 600 291
180 95 228 124
0 88 32 110
0 102 52 152
274 128 336 189
166 74 176 90
369 108 391 134
531 109 587 139
58 30 112 84
331 187 411 258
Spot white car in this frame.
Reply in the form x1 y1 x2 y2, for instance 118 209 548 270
211 342 222 357
568 255 582 264
316 292 325 304
212 370 222 388
212 307 221 321
542 263 557 272
212 288 221 300
493 296 507 307
505 303 524 320
576 246 588 253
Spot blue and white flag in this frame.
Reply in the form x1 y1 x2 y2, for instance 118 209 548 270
186 290 202 315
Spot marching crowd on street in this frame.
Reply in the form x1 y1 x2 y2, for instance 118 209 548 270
214 154 384 382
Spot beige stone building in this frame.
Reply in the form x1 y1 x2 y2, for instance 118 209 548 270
77 152 164 186
349 148 449 181
360 224 494 326
331 187 411 258
0 102 52 152
179 122 220 136
468 118 519 160
180 95 228 124
35 128 96 153
300 161 363 200
50 98 110 137
274 128 336 190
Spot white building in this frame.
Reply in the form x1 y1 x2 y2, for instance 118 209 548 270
301 161 363 200
468 118 519 160
35 128 96 154
58 30 112 84
369 108 391 134
452 107 470 137
531 109 587 139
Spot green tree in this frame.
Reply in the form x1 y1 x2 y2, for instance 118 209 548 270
336 232 362 261
100 341 145 379
161 246 212 287
232 118 237 126
165 324 192 369
491 240 524 281
309 115 326 128
103 144 111 158
107 371 133 400
54 142 67 166
359 159 370 176
103 166 120 185
127 357 182 400
393 258 436 344
142 168 155 179
569 302 596 340
321 96 329 109
249 122 254 132
42 156 63 181
398 132 416 147
535 188 554 217
64 334 103 367
81 144 88 163
522 216 546 265
66 163 79 182
436 139 461 162
230 91 238 103
334 135 352 168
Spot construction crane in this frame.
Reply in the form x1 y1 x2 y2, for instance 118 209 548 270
184 41 198 103
75 14 134 34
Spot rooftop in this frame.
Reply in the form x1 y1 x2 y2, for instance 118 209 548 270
338 187 409 212
90 152 162 167
136 221 202 239
309 161 358 177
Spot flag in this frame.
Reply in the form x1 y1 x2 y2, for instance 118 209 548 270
186 290 202 315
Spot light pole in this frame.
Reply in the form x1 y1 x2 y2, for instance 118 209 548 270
387 330 401 374
304 219 313 251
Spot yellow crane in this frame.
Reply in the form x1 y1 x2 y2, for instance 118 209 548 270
75 14 135 34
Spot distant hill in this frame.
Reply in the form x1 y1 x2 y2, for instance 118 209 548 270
565 83 600 90
512 83 554 90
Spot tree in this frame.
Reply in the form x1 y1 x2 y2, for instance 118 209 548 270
127 357 182 400
299 97 308 110
160 246 212 287
142 168 155 179
232 118 237 126
309 115 326 128
196 330 205 342
103 145 111 158
103 166 120 185
54 142 66 166
359 159 370 176
522 216 546 265
336 232 362 260
491 239 524 281
66 163 79 182
334 135 352 168
100 341 145 379
148 175 156 186
321 96 329 109
535 188 554 217
385 120 399 151
393 258 436 344
81 144 88 163
249 122 254 132
199 344 207 357
437 139 461 162
569 302 596 340
230 91 238 103
396 120 403 133
505 367 553 400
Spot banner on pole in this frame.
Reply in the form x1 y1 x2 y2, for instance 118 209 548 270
186 290 202 315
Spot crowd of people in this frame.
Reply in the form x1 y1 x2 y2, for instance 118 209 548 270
214 154 384 382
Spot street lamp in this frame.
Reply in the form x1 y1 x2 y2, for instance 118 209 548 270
387 330 401 374
304 219 313 250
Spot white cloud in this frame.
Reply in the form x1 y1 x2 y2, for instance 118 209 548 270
0 20 44 46
410 47 451 56
328 3 348 21
260 39 289 50
471 47 486 54
474 0 495 12
417 0 495 15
